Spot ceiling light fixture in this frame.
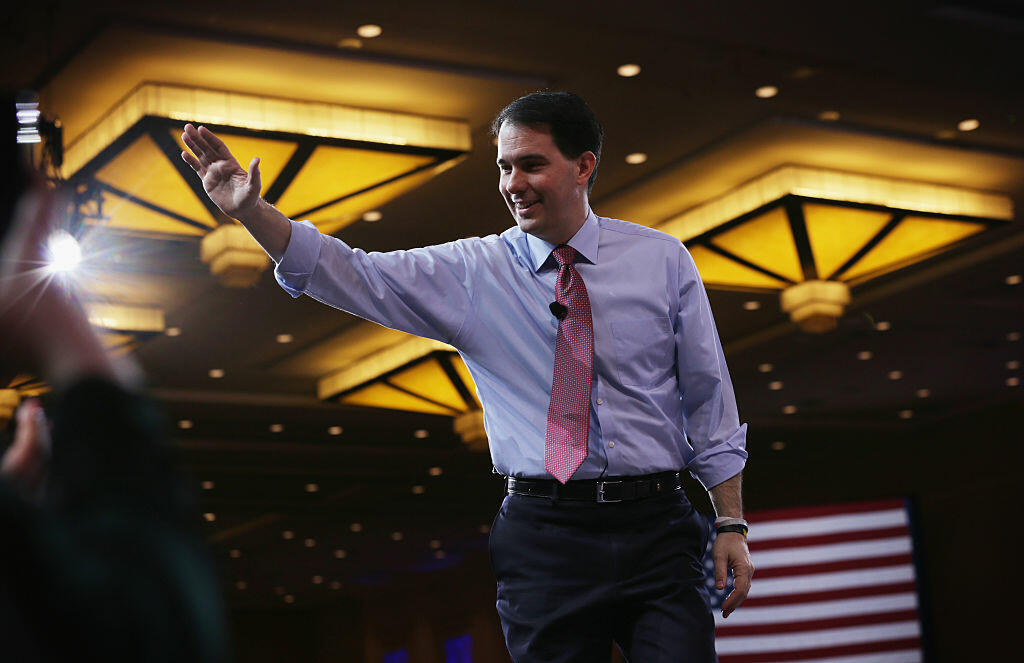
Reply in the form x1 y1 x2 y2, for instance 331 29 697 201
957 119 980 132
769 381 783 390
269 423 284 433
818 110 841 121
62 83 470 288
178 419 194 429
208 368 225 379
916 389 931 398
617 64 641 77
758 363 773 373
743 300 761 311
276 333 293 343
1006 274 1022 285
625 152 647 165
165 327 181 336
362 210 383 222
659 165 1009 333
755 86 778 99
356 24 382 38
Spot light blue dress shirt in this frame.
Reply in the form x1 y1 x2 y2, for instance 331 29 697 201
275 209 747 488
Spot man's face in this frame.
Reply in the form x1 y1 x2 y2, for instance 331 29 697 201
496 122 591 244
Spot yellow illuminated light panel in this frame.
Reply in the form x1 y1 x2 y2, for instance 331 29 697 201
661 165 1012 242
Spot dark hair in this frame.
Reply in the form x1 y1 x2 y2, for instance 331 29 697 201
490 91 603 194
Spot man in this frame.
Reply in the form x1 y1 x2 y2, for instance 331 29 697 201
181 91 752 662
0 104 228 662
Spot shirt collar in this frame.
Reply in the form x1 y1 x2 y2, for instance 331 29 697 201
523 208 600 272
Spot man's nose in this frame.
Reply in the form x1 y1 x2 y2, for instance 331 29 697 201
505 169 526 194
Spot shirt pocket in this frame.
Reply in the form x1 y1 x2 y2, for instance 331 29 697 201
610 316 675 387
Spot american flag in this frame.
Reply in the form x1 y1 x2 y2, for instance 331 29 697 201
705 498 926 663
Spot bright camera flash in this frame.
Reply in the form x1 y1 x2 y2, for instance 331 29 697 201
46 231 82 273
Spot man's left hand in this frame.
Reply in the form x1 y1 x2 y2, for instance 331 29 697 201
712 531 754 618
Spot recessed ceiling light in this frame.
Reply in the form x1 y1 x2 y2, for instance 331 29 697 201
758 363 773 373
898 410 914 419
391 531 404 541
350 523 363 532
770 441 786 451
434 550 447 559
276 333 293 344
957 118 980 132
337 37 362 49
329 581 342 590
625 152 647 165
429 539 441 549
428 466 443 476
478 524 490 534
1007 360 1021 370
274 586 286 595
1006 274 1022 285
328 426 343 436
743 300 761 311
935 129 956 140
617 63 641 77
229 549 241 558
208 368 225 379
782 405 797 414
916 388 931 398
282 530 295 540
875 321 891 331
818 110 841 121
165 327 181 336
269 423 284 433
334 549 347 559
235 581 247 590
888 370 903 380
312 575 324 584
203 512 216 522
356 24 382 38
200 479 214 490
755 86 778 99
411 485 425 494
1008 332 1021 342
178 419 194 430
362 210 383 222
284 594 295 604
769 381 783 390
305 483 319 493
414 429 430 439
304 538 316 548
791 66 818 79
857 351 873 361
1008 377 1021 387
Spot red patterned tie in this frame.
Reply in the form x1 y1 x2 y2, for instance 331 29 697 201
544 245 594 484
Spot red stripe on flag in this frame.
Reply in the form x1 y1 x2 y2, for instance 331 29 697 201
716 608 920 637
748 525 909 551
718 636 921 663
753 553 913 579
741 581 917 607
748 499 906 524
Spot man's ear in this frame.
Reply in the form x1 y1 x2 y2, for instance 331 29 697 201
576 151 597 185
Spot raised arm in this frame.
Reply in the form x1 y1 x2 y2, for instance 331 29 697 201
180 124 291 261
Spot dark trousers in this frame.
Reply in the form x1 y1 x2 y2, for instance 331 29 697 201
489 488 716 663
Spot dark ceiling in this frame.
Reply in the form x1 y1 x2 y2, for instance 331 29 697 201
3 0 1022 611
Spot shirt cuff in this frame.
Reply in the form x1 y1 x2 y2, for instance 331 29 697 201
273 219 322 298
686 424 748 490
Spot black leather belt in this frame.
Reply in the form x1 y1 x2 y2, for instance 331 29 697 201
506 471 681 503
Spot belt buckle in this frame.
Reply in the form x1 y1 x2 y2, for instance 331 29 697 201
596 480 624 503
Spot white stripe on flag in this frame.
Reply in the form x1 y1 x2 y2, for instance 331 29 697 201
715 620 921 655
778 649 923 663
749 565 915 598
753 509 908 541
713 592 919 626
752 536 913 569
